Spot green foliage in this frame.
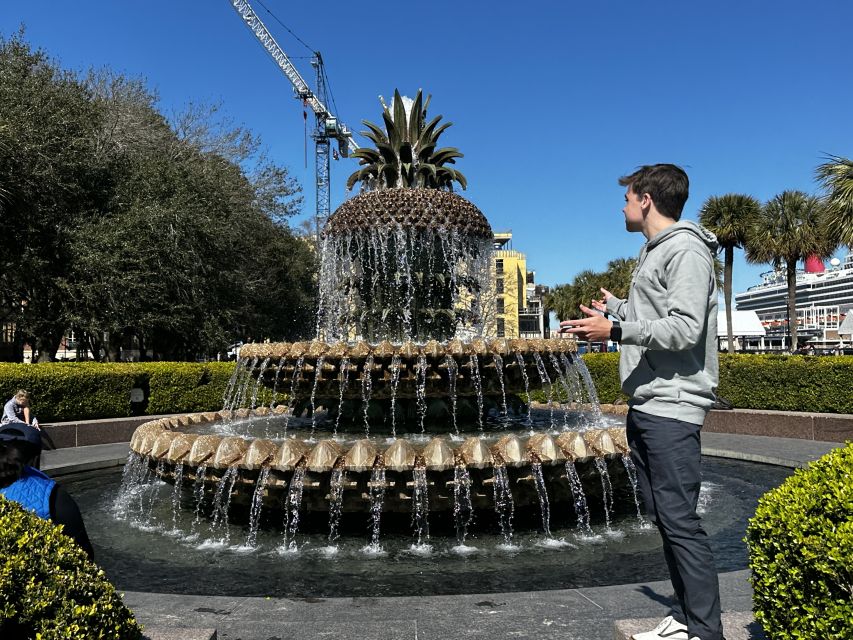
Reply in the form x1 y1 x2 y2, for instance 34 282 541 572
746 443 853 639
0 362 236 421
717 353 853 414
546 258 637 321
528 352 853 414
144 362 236 415
0 496 142 639
0 33 314 363
815 154 853 248
0 363 139 421
347 89 466 191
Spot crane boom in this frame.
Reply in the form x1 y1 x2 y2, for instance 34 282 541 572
229 0 358 155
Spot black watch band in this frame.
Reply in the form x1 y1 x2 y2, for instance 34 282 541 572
609 324 622 343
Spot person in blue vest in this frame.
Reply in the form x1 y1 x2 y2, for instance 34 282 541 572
0 422 94 559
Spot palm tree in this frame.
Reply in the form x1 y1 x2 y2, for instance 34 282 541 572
745 191 834 351
815 154 853 247
699 194 762 352
601 257 637 300
347 89 466 191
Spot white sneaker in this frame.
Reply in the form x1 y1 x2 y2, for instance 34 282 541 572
632 615 689 640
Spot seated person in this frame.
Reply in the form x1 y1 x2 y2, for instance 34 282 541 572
0 422 93 559
2 389 38 428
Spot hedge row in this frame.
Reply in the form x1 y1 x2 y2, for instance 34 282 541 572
1 353 851 422
530 352 853 414
0 496 142 639
0 362 235 422
746 442 853 639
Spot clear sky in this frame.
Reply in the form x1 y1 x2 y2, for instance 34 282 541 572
6 1 852 306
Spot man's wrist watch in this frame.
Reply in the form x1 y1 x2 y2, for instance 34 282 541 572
609 323 622 343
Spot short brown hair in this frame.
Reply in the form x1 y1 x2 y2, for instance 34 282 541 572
619 164 689 220
14 390 29 402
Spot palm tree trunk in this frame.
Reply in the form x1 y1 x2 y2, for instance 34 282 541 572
724 245 734 353
786 258 798 352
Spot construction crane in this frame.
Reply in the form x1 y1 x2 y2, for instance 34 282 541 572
228 0 358 240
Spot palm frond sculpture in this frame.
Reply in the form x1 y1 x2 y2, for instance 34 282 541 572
347 89 466 191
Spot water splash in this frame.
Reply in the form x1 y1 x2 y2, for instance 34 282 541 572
445 355 459 435
361 355 374 436
170 462 185 531
210 467 238 543
514 352 532 425
469 355 484 431
282 356 305 434
453 465 473 545
249 357 271 410
415 354 428 433
335 357 351 437
411 466 430 546
564 461 593 535
309 355 325 437
493 354 508 418
192 464 208 531
222 358 244 410
594 458 615 530
389 354 402 437
328 467 344 543
368 466 386 549
492 465 514 545
532 352 555 428
621 454 647 525
284 466 306 551
531 462 552 537
246 467 271 548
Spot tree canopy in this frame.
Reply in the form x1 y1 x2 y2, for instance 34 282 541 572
0 32 316 361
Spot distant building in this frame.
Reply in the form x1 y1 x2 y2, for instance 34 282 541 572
735 253 853 349
488 232 549 339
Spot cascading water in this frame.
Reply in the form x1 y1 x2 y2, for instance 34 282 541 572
246 467 270 547
411 466 430 548
492 465 514 545
283 465 306 551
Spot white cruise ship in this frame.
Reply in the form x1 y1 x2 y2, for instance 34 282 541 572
734 253 853 349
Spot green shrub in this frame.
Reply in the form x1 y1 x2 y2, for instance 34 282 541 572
718 353 853 414
143 362 236 415
529 352 853 413
746 442 853 639
0 363 141 421
0 496 142 639
0 362 237 422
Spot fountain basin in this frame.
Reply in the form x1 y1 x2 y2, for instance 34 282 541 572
129 409 629 514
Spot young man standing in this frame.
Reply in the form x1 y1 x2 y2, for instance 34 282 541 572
561 164 723 640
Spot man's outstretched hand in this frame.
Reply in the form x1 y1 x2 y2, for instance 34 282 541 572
559 304 613 342
590 287 614 313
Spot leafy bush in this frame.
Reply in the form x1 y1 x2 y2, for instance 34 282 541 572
528 352 853 413
746 443 853 639
717 354 853 414
0 496 142 639
0 362 236 422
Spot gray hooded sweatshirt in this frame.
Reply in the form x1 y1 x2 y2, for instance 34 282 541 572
606 220 719 425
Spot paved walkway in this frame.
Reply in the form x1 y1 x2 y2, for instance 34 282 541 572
41 434 842 640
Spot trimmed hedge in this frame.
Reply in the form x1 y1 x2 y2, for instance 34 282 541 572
746 443 853 639
718 354 853 414
528 352 853 414
0 496 142 639
0 362 235 422
1 353 851 422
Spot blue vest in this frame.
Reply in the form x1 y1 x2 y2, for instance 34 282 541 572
0 466 55 521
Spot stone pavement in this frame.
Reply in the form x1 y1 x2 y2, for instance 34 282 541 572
40 433 843 640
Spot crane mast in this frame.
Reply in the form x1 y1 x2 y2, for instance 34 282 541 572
228 0 358 239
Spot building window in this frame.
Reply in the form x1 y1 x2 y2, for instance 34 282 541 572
496 279 504 294
496 297 505 314
497 318 505 337
495 259 504 275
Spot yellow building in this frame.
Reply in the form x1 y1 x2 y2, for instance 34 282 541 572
488 232 549 339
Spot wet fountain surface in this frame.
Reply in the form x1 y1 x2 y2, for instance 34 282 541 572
71 456 789 598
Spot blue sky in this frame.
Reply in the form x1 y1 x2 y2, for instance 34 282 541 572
6 1 852 307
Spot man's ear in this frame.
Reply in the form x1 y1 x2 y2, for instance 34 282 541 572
640 192 653 213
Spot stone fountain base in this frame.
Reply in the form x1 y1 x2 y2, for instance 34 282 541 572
129 409 630 514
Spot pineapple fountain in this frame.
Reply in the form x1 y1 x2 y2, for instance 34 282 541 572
123 91 636 549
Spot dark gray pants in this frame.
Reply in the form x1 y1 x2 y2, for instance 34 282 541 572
627 409 723 640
